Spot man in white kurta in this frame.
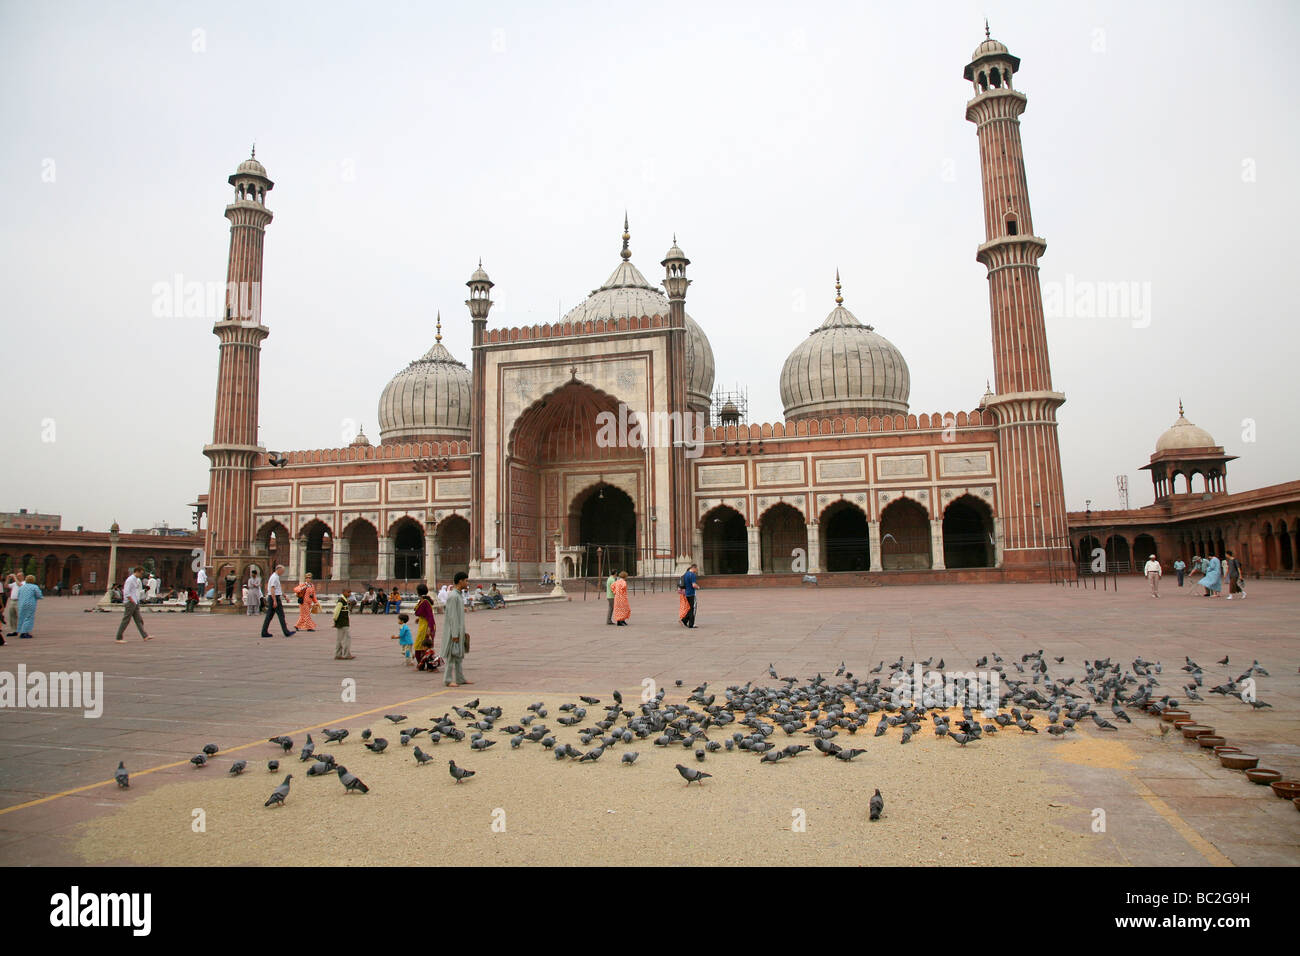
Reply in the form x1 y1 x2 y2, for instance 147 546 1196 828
115 568 151 642
441 573 471 687
1143 555 1162 597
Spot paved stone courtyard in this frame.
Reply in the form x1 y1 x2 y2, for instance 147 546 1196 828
0 581 1297 866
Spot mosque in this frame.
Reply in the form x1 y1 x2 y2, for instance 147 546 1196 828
199 30 1077 589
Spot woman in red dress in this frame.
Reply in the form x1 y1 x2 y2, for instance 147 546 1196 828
612 571 631 626
293 574 318 631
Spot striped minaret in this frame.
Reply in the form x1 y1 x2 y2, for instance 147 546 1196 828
204 149 273 574
964 29 1070 570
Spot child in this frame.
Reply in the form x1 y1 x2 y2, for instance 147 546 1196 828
333 588 355 660
394 612 414 665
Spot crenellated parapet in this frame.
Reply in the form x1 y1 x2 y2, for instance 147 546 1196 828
701 410 990 443
483 312 677 345
266 440 471 467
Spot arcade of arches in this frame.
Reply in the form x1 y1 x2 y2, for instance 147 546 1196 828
1069 514 1300 576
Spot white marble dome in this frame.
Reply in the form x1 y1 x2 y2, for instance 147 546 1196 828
561 237 715 410
1155 406 1216 453
377 320 472 443
779 280 910 421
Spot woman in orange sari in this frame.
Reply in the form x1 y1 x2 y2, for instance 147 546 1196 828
612 571 631 626
293 573 318 631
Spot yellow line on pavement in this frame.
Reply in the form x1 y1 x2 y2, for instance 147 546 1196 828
1128 775 1234 867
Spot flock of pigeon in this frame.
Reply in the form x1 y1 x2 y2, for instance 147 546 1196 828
109 651 1274 823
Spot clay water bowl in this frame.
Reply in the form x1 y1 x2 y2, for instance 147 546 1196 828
1180 724 1214 739
1269 780 1300 800
1245 768 1282 785
1162 709 1190 723
1213 745 1241 757
1219 753 1259 771
1197 735 1226 749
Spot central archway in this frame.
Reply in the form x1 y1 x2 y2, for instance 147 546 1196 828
760 503 807 573
575 483 637 576
942 495 994 569
392 518 424 580
822 501 870 572
880 498 931 570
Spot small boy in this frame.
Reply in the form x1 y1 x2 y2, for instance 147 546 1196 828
394 612 414 664
334 588 355 660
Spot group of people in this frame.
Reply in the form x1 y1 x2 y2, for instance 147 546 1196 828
600 563 701 628
330 576 471 685
2 573 43 643
1143 552 1248 599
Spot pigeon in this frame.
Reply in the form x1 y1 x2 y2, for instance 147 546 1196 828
115 762 129 788
676 764 712 785
509 735 523 749
694 749 706 762
190 754 208 768
579 696 600 705
413 746 434 765
869 788 884 821
264 774 292 807
268 735 290 749
299 735 315 762
267 759 280 772
361 729 372 741
1046 725 1068 737
900 727 914 745
760 750 786 763
470 738 496 751
306 760 334 776
835 748 867 761
336 765 369 794
950 732 973 746
449 760 475 783
1091 715 1119 731
1216 656 1229 665
202 743 219 757
579 746 605 762
323 729 349 744
384 714 408 723
364 738 389 754
621 751 639 765
229 760 247 775
400 735 412 747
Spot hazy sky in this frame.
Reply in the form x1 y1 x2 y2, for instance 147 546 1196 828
2 0 1297 531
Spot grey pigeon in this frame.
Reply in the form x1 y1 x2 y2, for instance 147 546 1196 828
364 737 388 754
299 735 315 762
267 759 280 772
115 762 129 789
869 788 884 821
202 743 219 757
323 729 349 744
336 765 369 794
949 733 973 746
306 760 333 776
385 714 407 723
621 752 639 765
449 760 475 783
470 737 496 751
694 749 706 762
835 748 867 761
579 746 605 762
760 750 786 764
676 763 712 785
400 734 411 746
228 760 247 775
190 754 208 768
361 728 372 741
413 746 434 765
1091 714 1118 731
264 774 292 807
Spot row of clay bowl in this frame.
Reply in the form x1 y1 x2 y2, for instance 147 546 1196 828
1156 706 1300 809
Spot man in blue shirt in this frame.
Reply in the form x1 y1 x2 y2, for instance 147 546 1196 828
680 563 699 629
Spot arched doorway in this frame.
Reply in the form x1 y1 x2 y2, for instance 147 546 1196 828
1104 535 1131 572
821 501 869 572
575 483 637 576
435 515 470 583
880 498 931 570
702 505 747 575
345 520 378 580
391 518 424 580
942 495 994 568
302 520 332 579
1077 535 1102 567
1282 521 1295 572
42 555 60 590
257 521 291 571
63 555 83 591
1133 534 1158 569
760 503 807 573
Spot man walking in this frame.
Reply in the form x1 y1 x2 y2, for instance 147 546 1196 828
115 567 151 643
5 573 19 636
605 570 617 625
441 571 471 687
1143 554 1162 597
196 565 208 600
1173 558 1185 587
1225 550 1244 600
261 564 297 638
680 563 700 628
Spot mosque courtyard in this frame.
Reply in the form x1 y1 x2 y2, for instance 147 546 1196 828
0 581 1296 867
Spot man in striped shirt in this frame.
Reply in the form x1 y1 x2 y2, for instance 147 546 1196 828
261 565 297 638
114 567 151 643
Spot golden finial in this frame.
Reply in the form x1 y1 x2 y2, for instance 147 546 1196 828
1178 398 1184 417
621 213 631 261
251 142 256 158
834 269 843 306
435 310 442 343
984 18 990 39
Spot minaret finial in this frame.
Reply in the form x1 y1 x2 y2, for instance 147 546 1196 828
984 18 990 38
251 142 256 158
834 269 843 306
1178 397 1184 417
621 213 631 261
435 310 442 343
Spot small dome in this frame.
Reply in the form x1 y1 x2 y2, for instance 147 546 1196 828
971 37 1009 60
378 321 472 444
235 152 267 178
561 229 715 409
662 240 687 263
1155 405 1216 453
350 428 372 447
468 262 492 286
779 280 910 421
